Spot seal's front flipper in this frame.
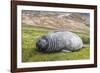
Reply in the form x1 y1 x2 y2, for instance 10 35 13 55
62 50 72 52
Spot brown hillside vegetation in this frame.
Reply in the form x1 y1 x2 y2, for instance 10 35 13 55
22 10 90 34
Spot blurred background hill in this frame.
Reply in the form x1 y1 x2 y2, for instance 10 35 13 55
22 10 90 34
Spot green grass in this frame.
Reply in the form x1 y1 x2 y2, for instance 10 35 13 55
22 25 90 62
76 33 90 44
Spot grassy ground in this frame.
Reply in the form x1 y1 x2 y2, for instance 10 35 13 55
22 25 90 62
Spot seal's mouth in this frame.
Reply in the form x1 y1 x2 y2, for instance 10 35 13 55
36 36 48 52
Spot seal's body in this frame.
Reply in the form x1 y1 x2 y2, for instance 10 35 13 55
36 31 83 52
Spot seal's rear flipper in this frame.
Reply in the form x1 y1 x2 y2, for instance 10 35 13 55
62 50 72 52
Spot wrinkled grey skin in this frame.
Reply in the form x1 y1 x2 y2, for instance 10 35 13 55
36 31 83 53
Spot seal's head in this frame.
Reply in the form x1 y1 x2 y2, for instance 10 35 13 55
36 36 48 52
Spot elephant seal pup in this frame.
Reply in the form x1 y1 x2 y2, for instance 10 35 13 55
36 31 83 53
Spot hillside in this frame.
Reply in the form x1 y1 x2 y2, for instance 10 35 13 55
22 10 90 34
